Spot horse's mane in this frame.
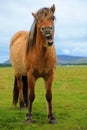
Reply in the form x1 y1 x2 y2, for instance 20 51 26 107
26 6 55 53
26 21 36 53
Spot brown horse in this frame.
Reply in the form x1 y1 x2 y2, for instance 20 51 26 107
10 4 57 124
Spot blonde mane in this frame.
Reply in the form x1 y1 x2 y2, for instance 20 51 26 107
26 22 36 53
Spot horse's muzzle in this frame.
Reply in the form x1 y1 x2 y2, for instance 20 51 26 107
45 34 54 46
41 26 54 46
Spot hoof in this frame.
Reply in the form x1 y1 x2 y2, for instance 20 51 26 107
48 114 56 124
25 113 32 124
49 119 56 124
20 101 27 110
25 119 32 124
20 107 26 110
20 101 25 109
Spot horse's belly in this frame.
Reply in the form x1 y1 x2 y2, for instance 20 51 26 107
11 58 27 75
10 39 27 75
10 31 29 75
10 54 27 75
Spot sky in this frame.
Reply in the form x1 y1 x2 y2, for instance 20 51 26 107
0 0 87 63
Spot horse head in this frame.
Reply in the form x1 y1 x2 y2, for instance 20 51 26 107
32 4 55 47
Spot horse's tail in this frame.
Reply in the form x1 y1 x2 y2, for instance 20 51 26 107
13 75 28 107
13 76 19 106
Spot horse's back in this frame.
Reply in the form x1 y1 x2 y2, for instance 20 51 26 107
10 31 28 47
10 31 29 75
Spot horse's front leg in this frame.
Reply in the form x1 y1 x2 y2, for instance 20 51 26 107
45 72 56 124
25 73 35 123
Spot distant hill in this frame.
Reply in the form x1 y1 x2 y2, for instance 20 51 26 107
57 55 87 65
3 59 10 64
1 55 87 66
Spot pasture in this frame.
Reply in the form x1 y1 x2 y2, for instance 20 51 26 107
0 66 87 130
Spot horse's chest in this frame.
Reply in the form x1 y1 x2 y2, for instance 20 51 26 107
33 60 53 72
32 62 55 78
35 55 55 68
32 68 52 79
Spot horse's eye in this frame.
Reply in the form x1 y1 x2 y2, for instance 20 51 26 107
52 16 55 21
50 26 53 30
41 27 45 32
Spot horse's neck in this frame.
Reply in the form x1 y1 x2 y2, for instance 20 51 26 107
35 37 46 55
35 31 45 50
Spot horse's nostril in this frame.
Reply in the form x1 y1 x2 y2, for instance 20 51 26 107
50 26 53 33
41 26 45 32
50 26 53 30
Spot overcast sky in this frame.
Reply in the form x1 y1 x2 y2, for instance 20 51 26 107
0 0 87 62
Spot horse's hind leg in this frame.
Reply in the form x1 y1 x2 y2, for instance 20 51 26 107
13 76 19 106
45 72 56 124
16 74 24 109
22 76 28 107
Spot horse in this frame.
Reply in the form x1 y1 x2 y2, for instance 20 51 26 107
10 4 57 124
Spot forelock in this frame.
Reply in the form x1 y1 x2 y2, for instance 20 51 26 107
35 7 52 21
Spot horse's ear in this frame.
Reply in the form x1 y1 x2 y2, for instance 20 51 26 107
32 13 36 19
50 4 55 14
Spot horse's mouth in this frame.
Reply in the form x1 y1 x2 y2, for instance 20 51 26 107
45 34 54 46
47 39 53 46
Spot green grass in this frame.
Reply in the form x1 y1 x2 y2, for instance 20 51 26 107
0 66 87 130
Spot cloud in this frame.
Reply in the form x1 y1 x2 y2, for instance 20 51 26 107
62 49 71 55
56 40 87 56
57 0 87 26
62 47 87 57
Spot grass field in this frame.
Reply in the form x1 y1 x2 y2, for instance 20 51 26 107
0 66 87 130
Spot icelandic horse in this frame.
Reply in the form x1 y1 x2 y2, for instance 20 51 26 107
10 4 57 124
